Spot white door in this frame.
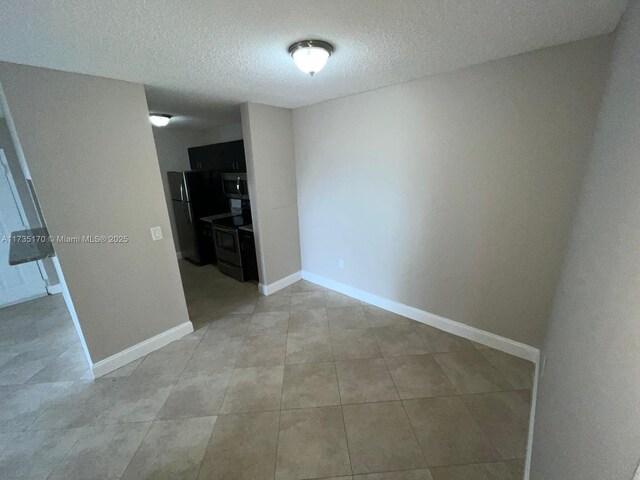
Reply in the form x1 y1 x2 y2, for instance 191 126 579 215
0 149 47 307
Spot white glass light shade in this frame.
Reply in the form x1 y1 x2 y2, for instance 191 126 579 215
292 46 330 75
289 40 334 76
150 114 171 127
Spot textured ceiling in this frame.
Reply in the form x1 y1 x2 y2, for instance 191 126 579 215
0 0 628 128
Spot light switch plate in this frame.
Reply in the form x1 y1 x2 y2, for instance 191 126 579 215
150 226 163 241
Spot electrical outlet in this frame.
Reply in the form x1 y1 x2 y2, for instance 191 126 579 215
338 258 345 269
150 226 163 241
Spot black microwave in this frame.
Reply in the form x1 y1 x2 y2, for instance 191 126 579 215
222 173 249 199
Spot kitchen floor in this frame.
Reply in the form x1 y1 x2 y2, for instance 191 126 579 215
0 261 533 480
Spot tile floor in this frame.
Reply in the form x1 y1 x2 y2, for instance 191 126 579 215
0 261 534 479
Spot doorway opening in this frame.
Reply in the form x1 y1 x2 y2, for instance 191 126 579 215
0 95 92 384
149 114 262 333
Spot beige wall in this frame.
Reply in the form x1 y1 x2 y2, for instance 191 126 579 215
531 1 640 477
241 103 301 285
293 36 611 347
203 122 243 144
0 62 190 362
151 126 209 252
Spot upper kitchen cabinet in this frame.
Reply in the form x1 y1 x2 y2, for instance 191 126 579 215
188 140 245 173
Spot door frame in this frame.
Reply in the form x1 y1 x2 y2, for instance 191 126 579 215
0 148 48 305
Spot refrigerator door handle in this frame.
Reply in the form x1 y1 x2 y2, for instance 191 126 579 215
184 202 193 224
179 183 185 202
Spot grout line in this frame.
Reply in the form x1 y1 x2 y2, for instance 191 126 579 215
334 365 354 477
379 349 430 470
117 419 155 478
272 347 287 480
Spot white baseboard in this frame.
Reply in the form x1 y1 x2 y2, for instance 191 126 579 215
91 321 194 378
258 270 302 296
46 284 63 295
301 270 540 364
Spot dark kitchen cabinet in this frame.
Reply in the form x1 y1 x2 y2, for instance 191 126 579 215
188 144 220 170
188 140 245 173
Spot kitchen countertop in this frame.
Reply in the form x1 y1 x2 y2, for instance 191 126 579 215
200 212 236 224
211 215 252 229
8 227 55 266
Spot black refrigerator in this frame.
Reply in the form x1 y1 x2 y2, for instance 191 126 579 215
167 170 228 264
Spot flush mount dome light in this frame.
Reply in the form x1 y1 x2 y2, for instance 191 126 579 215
288 40 334 76
149 114 172 127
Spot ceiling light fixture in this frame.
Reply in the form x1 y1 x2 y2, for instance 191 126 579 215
288 40 334 76
149 114 172 127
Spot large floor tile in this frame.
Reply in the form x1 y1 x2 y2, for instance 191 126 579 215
0 381 74 431
286 330 334 364
343 401 427 474
29 378 123 430
327 306 369 330
254 293 291 313
132 340 199 380
282 362 340 409
461 391 530 459
478 348 534 390
373 327 429 356
235 333 287 367
157 369 232 419
504 458 525 479
0 431 20 455
93 373 177 425
48 423 151 480
403 397 501 467
220 365 284 413
27 347 90 383
290 291 326 311
291 279 323 293
363 305 413 327
216 295 258 315
248 312 290 335
413 324 475 353
354 470 433 480
121 417 217 480
182 337 243 375
0 427 88 479
202 314 251 340
331 328 382 360
385 355 455 399
430 462 515 480
335 358 399 404
324 289 361 308
276 406 352 480
0 351 20 371
197 411 279 480
433 351 512 394
288 308 329 334
0 347 67 385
